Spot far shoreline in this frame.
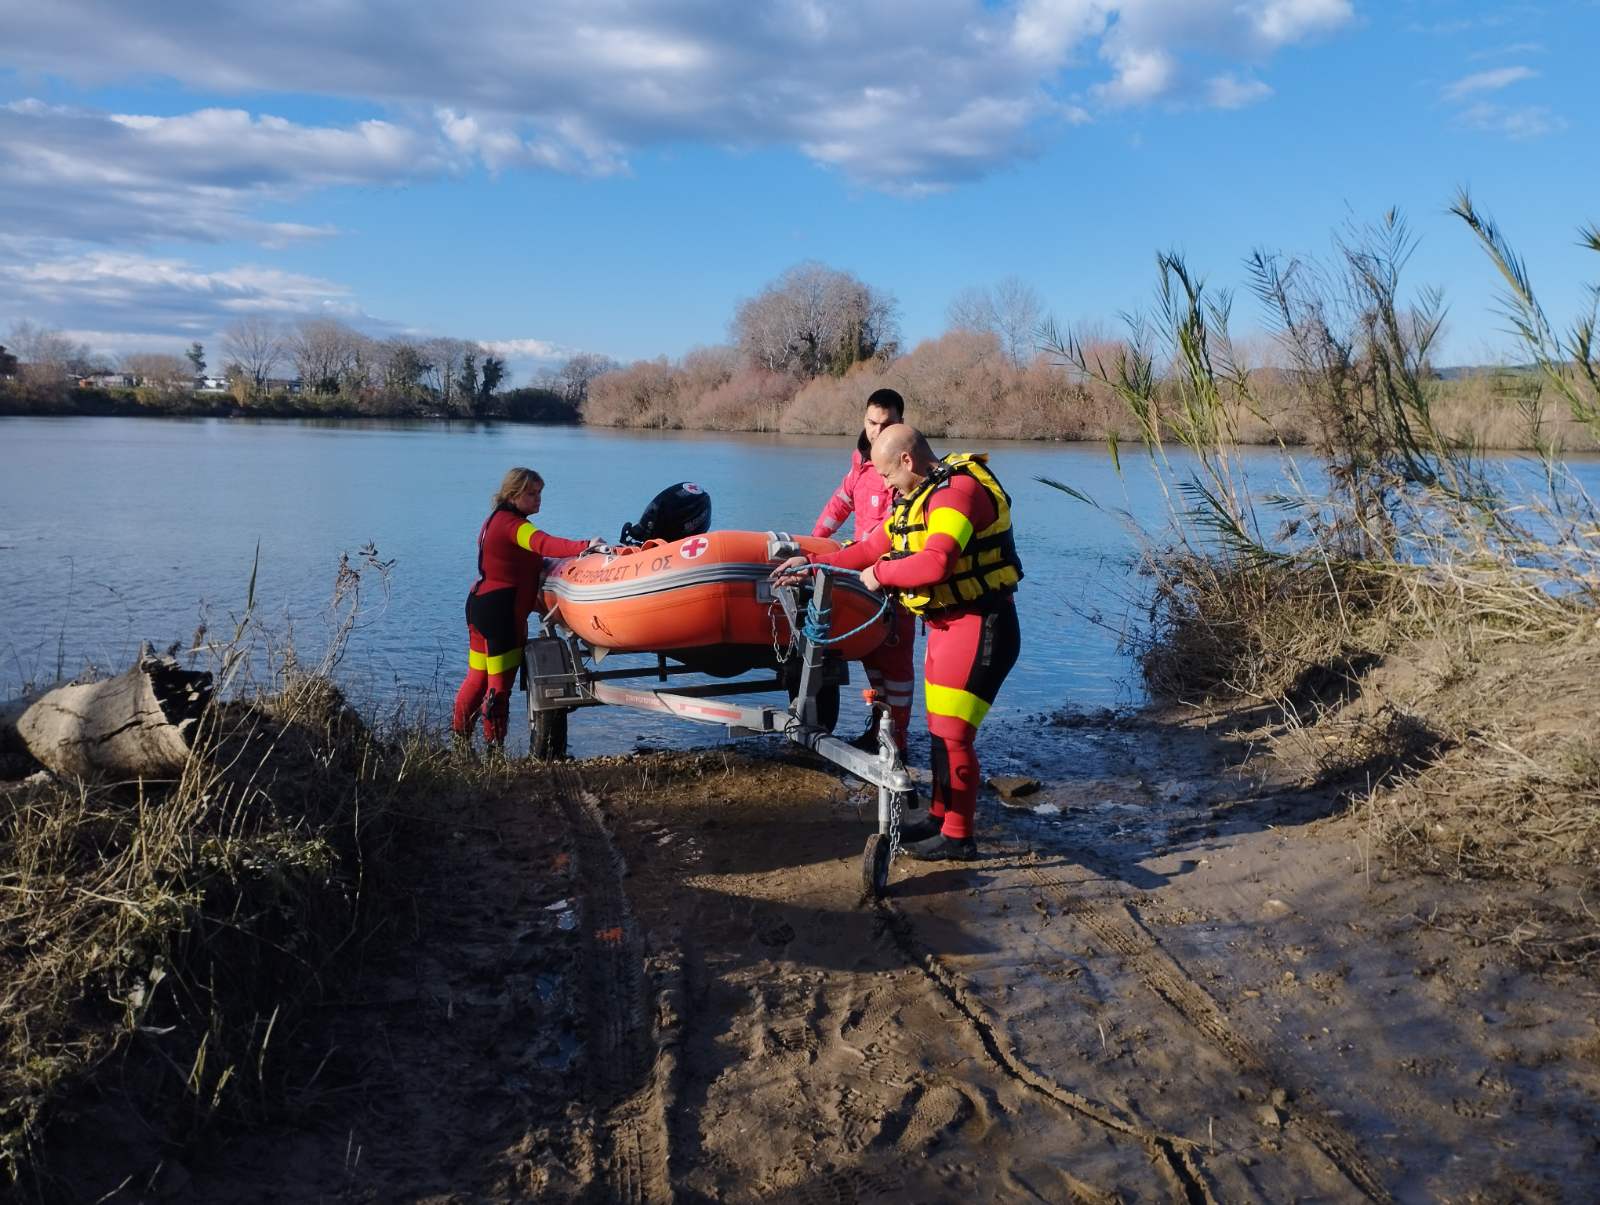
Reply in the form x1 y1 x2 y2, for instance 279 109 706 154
6 382 1600 456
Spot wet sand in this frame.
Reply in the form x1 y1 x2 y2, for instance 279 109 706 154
176 708 1600 1203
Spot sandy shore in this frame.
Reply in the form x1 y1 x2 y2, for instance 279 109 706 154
164 704 1599 1203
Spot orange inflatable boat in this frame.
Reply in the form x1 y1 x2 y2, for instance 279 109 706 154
543 530 887 675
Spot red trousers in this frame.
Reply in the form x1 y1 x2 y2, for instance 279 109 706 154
921 598 1020 840
860 605 916 751
452 587 526 746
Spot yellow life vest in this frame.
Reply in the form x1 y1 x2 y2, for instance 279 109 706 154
884 452 1023 615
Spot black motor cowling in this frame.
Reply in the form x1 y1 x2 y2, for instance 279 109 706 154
619 482 712 545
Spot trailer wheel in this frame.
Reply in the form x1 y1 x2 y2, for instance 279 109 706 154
861 833 891 898
782 661 840 733
531 706 570 761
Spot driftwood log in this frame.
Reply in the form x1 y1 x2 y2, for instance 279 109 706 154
0 651 214 778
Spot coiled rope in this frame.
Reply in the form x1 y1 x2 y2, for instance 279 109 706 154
791 564 890 646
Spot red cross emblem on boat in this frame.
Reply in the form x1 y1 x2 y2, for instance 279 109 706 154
680 536 710 559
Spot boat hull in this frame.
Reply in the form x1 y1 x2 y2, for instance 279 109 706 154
543 531 887 666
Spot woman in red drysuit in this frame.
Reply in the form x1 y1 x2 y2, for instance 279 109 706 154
810 387 917 753
452 467 594 748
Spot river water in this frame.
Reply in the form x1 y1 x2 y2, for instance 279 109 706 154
1 417 1590 758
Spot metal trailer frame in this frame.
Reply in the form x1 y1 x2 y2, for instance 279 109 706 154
524 558 913 896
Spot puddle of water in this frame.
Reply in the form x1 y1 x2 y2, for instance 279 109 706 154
539 1028 582 1072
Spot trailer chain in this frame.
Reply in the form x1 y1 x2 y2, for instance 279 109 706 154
768 601 790 665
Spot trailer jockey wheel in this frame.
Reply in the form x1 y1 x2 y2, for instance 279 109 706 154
531 706 570 761
781 659 840 733
862 833 891 898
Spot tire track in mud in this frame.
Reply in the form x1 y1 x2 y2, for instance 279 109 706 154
874 899 1215 1205
552 766 678 1204
1015 857 1394 1204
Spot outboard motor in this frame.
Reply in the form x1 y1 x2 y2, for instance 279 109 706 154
619 482 712 545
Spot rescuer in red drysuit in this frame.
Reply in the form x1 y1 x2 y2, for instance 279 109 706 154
774 425 1022 861
810 387 916 754
452 467 594 748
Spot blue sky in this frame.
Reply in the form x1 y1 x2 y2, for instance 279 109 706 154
1 1 1594 381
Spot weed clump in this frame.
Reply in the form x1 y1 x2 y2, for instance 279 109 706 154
0 554 481 1198
1048 197 1600 916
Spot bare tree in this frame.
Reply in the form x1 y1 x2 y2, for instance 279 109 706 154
555 352 618 404
946 276 1044 368
375 338 429 400
222 317 285 394
123 352 191 392
7 320 94 383
732 262 898 378
421 336 477 413
289 318 365 395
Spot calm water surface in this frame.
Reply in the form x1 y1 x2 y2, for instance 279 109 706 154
4 417 1592 757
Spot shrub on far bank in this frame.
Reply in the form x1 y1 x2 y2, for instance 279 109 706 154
498 387 581 424
583 356 687 429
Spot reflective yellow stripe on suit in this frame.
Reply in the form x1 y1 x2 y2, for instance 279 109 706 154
924 681 991 728
515 521 541 550
926 506 974 548
469 647 523 674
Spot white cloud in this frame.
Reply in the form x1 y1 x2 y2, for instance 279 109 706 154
1469 41 1545 61
0 249 359 349
0 247 595 378
1436 61 1558 141
0 101 447 245
1010 0 1107 64
1093 47 1178 107
1442 65 1537 101
1251 0 1353 47
478 337 569 361
0 2 1358 194
1456 102 1564 140
1207 74 1274 109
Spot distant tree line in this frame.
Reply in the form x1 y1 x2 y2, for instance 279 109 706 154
3 264 1581 449
584 263 1141 439
580 263 1573 450
0 317 604 424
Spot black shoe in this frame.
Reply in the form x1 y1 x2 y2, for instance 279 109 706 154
902 832 978 862
896 814 942 842
848 723 882 754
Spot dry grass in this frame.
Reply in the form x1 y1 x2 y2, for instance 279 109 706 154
0 560 507 1197
1074 200 1600 944
1134 553 1401 703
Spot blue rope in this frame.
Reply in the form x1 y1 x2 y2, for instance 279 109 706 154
794 565 890 646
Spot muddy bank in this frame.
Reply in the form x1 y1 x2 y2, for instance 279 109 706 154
155 695 1600 1204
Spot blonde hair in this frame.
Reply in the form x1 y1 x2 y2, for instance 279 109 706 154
492 466 544 509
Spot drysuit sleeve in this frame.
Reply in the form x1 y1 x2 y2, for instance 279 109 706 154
808 517 892 571
811 463 857 538
514 521 590 560
872 475 994 591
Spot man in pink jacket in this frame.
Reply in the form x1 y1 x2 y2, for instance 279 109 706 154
812 387 917 753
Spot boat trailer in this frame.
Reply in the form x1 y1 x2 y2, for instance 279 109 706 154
524 551 913 897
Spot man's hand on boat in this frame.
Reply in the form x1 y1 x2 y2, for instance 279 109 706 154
768 555 812 586
768 556 884 593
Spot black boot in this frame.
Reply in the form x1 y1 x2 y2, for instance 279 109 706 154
902 832 978 861
848 720 881 754
896 813 942 842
